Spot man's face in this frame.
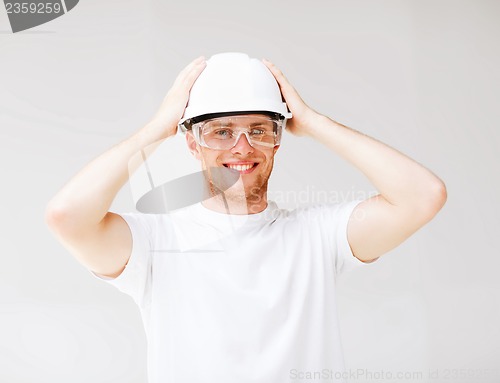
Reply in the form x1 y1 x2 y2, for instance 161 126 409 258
186 113 280 204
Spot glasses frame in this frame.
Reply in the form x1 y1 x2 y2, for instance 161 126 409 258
190 115 284 150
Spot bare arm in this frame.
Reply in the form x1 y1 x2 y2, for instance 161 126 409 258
263 59 447 263
45 56 206 277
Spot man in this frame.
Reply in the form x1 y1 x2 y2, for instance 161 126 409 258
45 53 447 382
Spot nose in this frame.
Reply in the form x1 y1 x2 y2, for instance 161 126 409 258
231 132 254 154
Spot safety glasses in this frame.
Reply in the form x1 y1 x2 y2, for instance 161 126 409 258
191 115 283 150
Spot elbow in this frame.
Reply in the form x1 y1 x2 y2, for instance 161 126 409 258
44 203 67 233
421 180 448 218
432 180 447 209
45 202 104 240
45 201 76 236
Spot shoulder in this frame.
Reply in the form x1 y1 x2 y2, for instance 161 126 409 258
277 200 362 223
120 211 164 229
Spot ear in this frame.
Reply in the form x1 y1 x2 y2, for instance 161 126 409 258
273 144 280 156
185 131 202 161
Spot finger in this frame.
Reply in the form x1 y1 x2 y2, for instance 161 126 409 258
182 55 206 73
262 59 298 97
162 57 206 110
172 56 206 88
174 57 205 87
262 59 305 110
183 59 207 88
262 59 288 83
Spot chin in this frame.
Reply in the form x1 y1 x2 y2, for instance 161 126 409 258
222 176 268 201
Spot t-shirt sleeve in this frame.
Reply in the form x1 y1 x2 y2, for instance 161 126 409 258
333 199 378 275
304 199 377 276
89 212 155 309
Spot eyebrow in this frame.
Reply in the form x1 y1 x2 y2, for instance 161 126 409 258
211 121 272 127
207 117 275 130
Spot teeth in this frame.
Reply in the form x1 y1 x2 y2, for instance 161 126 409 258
227 163 254 171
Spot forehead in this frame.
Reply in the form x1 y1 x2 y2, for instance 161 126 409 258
206 113 274 124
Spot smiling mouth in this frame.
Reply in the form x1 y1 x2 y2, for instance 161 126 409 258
223 163 258 173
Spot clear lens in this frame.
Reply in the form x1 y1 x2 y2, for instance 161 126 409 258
192 115 282 150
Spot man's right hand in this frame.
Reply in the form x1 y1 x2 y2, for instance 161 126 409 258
149 56 206 138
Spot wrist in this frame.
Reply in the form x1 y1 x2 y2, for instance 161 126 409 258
145 118 177 138
132 120 176 151
301 110 327 137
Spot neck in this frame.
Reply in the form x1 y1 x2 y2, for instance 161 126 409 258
201 189 269 215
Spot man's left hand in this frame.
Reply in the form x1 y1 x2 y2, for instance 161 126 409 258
262 58 321 137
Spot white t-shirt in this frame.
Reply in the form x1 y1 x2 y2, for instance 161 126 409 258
92 199 374 383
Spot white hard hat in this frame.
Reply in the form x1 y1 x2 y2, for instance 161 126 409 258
178 52 292 132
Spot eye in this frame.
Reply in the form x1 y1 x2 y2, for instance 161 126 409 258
250 128 265 136
213 128 232 138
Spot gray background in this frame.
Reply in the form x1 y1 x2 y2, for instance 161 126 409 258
1 0 499 382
